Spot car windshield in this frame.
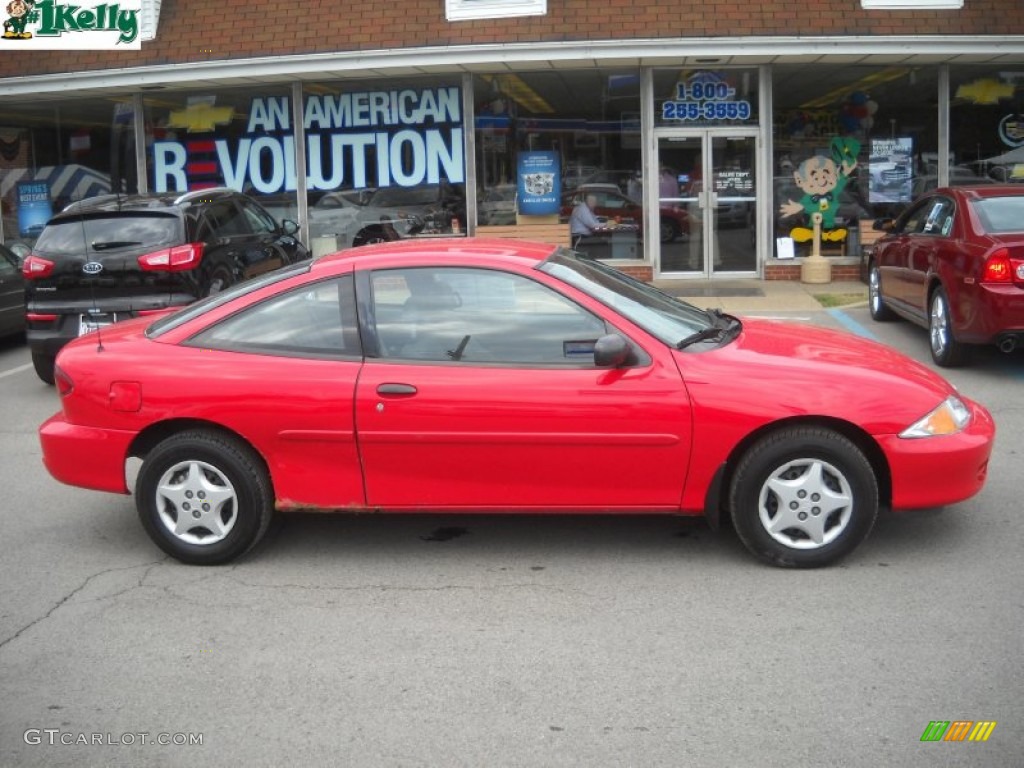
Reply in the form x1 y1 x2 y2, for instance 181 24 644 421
539 250 727 346
971 195 1024 234
147 261 312 338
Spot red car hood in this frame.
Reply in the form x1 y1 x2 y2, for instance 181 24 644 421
676 317 960 435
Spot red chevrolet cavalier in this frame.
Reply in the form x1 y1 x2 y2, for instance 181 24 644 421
39 239 994 567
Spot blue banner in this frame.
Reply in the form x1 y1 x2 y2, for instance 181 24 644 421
517 151 561 216
17 181 53 237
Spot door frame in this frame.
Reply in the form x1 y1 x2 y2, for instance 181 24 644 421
650 126 760 279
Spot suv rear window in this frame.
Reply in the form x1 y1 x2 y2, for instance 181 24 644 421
33 212 181 256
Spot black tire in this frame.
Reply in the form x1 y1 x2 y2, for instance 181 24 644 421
204 263 235 297
867 264 894 321
32 351 55 385
659 217 680 243
135 430 273 565
729 427 879 568
929 286 969 367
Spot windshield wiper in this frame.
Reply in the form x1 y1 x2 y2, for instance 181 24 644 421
676 311 742 350
676 326 728 349
91 241 143 250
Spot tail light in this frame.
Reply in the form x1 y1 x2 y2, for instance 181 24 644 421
981 248 1024 284
138 242 204 272
21 254 55 279
54 364 74 397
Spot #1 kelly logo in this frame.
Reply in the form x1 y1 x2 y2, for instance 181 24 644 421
2 0 141 49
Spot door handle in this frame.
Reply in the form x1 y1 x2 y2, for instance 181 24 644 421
376 383 418 396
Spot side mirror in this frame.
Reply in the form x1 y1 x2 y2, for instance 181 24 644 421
594 333 631 368
872 218 895 232
281 219 299 236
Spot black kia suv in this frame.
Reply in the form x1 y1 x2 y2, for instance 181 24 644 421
22 188 309 384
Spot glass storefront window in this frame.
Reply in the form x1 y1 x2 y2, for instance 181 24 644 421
771 65 937 257
144 77 465 253
473 70 644 260
1 96 138 251
950 67 1024 187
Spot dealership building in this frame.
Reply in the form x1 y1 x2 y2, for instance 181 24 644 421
2 0 1024 282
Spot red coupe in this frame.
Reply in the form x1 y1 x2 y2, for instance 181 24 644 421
867 185 1024 366
40 239 994 567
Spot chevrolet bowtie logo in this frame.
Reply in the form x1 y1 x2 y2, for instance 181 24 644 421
955 79 1015 106
167 103 235 133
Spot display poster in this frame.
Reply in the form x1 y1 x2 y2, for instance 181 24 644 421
516 151 561 216
16 181 53 237
869 137 913 204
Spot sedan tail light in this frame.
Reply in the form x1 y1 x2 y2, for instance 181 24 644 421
138 242 205 272
21 254 55 279
981 248 1024 284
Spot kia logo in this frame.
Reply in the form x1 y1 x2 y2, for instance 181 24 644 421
82 262 104 275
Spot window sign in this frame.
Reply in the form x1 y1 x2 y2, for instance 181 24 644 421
152 86 465 194
16 181 52 237
869 137 913 204
661 72 753 124
516 151 560 216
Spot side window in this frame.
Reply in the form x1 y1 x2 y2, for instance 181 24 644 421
239 199 277 234
187 275 360 358
371 267 608 365
921 198 954 236
897 199 934 235
202 200 251 238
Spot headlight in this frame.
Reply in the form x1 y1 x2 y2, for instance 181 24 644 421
900 395 971 438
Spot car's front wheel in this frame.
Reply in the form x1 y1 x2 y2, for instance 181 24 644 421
729 427 879 568
929 286 969 367
868 264 894 321
135 430 273 565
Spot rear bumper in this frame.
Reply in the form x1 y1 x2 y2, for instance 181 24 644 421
877 400 995 509
39 414 134 494
957 283 1024 345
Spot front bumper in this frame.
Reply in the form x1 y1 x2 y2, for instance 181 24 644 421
39 414 135 495
878 399 995 510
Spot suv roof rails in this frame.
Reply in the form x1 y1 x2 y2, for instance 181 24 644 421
173 187 237 205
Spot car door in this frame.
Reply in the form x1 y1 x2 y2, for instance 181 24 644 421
904 196 956 315
354 265 693 510
876 197 930 311
0 246 24 336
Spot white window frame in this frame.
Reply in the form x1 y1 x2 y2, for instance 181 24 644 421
861 0 963 8
446 0 546 22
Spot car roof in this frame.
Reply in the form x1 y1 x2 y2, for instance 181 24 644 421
941 184 1024 200
54 188 241 217
310 237 559 272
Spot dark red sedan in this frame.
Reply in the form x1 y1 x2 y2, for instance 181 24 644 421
40 239 993 567
867 185 1024 366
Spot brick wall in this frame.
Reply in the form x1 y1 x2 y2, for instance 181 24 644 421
2 0 1023 79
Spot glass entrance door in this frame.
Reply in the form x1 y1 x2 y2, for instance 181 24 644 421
655 133 758 276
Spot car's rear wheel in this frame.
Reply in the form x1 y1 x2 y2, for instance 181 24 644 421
32 351 56 385
868 264 894 321
729 427 878 568
135 431 273 565
929 286 969 367
204 264 235 297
